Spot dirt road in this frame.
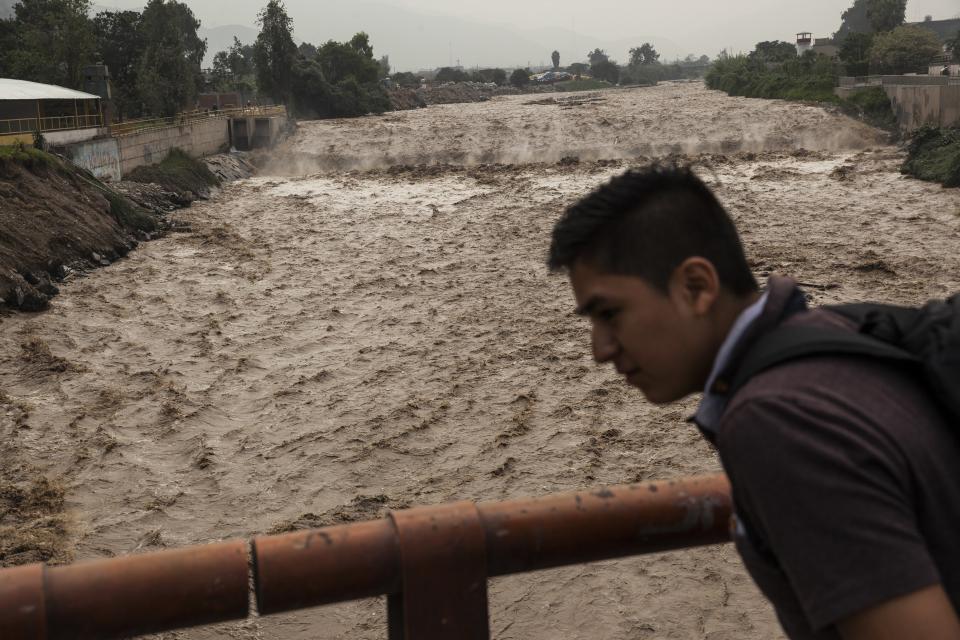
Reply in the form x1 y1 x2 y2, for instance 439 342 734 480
2 82 959 639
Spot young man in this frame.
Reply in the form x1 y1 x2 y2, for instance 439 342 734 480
547 166 960 640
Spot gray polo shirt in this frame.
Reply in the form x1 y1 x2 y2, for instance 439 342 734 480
696 277 960 639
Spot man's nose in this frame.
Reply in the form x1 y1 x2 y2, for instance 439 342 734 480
592 323 618 363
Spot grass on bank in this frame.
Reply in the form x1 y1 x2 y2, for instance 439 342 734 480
125 148 220 196
0 143 61 172
902 126 960 188
0 143 158 231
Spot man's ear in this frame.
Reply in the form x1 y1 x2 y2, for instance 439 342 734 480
669 257 720 317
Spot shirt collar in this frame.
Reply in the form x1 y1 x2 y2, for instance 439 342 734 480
693 291 769 434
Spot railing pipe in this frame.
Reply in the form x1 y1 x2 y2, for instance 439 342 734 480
251 474 731 614
254 518 401 615
0 474 731 639
481 474 730 575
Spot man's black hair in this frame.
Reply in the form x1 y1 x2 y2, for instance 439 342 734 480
547 165 758 296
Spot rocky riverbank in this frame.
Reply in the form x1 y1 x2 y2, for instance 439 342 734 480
0 148 257 312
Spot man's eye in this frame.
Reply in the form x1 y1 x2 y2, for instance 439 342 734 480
597 308 619 322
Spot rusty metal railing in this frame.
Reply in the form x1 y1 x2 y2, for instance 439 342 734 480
110 106 287 137
0 473 731 640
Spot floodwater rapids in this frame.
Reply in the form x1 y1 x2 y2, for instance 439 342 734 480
2 82 959 639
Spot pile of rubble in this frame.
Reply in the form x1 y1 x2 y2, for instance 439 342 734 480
205 153 257 182
388 83 525 110
112 152 256 215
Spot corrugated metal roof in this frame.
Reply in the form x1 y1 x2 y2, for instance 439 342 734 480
0 78 100 101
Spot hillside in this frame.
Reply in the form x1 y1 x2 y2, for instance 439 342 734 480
0 147 154 312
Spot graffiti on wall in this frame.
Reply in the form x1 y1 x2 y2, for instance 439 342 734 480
68 138 122 182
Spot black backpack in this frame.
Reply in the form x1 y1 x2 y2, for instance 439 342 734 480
730 294 960 422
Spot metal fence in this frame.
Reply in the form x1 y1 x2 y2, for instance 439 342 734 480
0 474 731 640
0 114 104 136
839 75 960 87
0 106 286 140
110 105 287 138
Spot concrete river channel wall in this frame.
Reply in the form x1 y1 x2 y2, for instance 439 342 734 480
59 109 288 182
837 75 960 131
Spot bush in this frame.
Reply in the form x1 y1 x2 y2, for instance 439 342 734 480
839 87 896 130
469 68 507 85
706 53 839 103
590 59 620 84
126 148 220 195
0 143 58 173
435 67 469 83
706 54 901 132
902 126 960 188
510 68 530 88
391 71 420 87
105 189 157 231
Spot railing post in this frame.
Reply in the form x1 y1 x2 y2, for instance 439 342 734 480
387 501 490 640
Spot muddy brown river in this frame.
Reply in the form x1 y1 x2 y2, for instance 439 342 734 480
2 82 959 639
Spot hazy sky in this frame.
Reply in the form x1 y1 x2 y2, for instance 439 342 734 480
98 0 960 70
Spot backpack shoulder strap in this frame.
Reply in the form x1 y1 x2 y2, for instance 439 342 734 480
730 325 919 395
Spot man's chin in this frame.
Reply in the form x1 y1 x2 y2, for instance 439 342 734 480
632 381 685 405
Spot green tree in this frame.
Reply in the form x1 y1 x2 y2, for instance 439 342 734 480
835 0 870 39
93 10 145 120
316 36 380 84
509 67 530 87
948 30 960 63
869 25 941 74
629 43 661 66
289 32 389 119
298 42 317 59
391 71 419 87
470 68 507 84
212 37 255 93
866 0 906 33
749 41 797 63
137 0 206 117
551 50 560 69
435 66 469 83
254 0 297 105
0 16 17 78
591 59 619 84
838 31 874 75
378 55 390 79
349 32 373 58
10 0 96 88
587 48 609 65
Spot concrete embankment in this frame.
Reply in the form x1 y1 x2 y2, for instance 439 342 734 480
837 76 960 131
56 109 290 182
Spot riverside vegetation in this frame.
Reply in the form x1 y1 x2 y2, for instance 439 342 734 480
902 127 960 188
